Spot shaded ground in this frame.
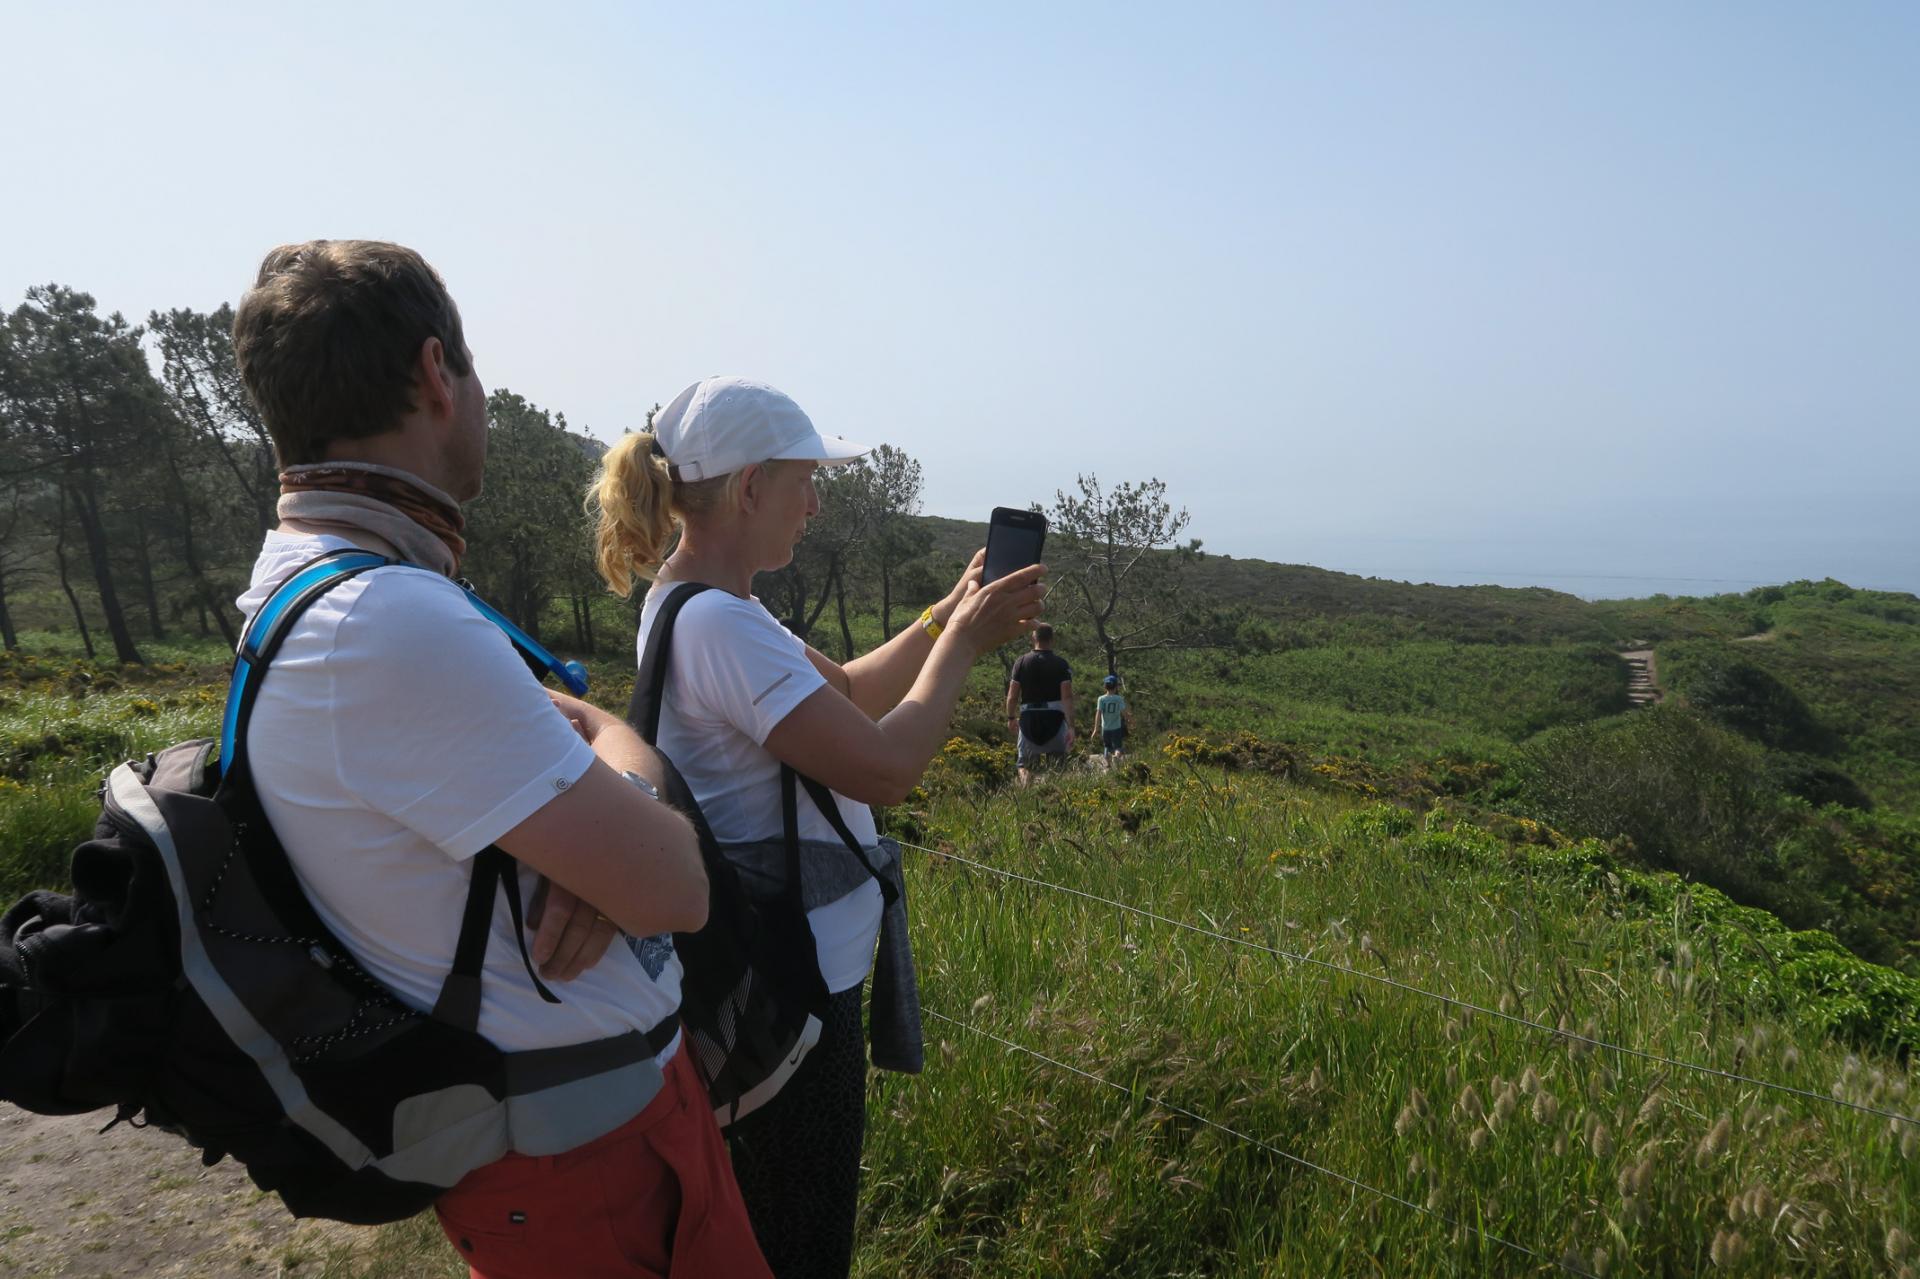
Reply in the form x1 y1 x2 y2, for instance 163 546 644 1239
0 1106 365 1278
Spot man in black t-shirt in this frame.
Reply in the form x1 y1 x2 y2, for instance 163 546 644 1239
1006 624 1075 783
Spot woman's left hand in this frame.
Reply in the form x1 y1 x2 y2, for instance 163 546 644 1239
932 549 987 630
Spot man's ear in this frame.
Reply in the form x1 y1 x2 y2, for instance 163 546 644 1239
737 462 761 514
415 337 456 419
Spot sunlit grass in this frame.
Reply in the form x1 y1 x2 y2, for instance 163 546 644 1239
7 635 1916 1277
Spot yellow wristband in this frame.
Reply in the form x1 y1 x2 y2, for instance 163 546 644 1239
919 606 943 640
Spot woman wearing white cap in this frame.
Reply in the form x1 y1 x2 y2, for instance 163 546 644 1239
588 376 1045 1278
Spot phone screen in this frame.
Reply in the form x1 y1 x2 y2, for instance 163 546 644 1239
983 520 1045 585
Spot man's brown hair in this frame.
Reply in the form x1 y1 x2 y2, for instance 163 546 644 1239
1033 623 1054 645
232 240 471 466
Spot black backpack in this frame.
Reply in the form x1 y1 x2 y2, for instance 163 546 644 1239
0 550 675 1223
629 582 894 1125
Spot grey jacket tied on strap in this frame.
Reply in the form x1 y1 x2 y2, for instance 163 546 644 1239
720 836 924 1074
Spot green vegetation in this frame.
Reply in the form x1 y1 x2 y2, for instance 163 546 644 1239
4 510 1919 1275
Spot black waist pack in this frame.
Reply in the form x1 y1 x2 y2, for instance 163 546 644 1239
629 582 893 1126
0 549 673 1223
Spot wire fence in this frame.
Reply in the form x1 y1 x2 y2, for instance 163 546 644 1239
897 838 1920 1130
925 1006 1597 1276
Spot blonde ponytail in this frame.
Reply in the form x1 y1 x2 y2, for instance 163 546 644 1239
588 431 677 598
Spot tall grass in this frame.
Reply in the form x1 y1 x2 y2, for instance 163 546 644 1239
6 635 1916 1276
849 769 1917 1277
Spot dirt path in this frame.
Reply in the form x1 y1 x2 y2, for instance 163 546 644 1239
0 1105 365 1278
1621 649 1662 707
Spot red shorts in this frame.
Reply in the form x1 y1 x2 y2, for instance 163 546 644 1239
434 1044 771 1279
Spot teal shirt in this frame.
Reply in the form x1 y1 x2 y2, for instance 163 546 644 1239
1097 693 1127 731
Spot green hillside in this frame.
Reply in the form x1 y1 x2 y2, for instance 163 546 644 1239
2 542 1917 1277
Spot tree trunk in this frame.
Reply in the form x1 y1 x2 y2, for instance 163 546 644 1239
833 564 854 662
52 516 95 659
160 440 236 645
69 480 143 663
0 563 15 650
579 592 595 656
132 512 167 640
881 564 894 637
804 554 838 636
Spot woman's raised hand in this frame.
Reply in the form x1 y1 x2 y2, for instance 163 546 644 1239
930 549 987 630
945 561 1047 657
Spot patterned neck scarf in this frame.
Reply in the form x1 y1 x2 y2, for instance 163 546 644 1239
276 463 467 577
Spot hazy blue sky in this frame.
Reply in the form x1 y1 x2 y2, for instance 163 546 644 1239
4 2 1914 596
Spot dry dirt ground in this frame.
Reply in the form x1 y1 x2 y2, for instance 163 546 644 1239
0 1106 367 1278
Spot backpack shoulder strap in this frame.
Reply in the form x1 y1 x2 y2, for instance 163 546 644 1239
222 549 564 1032
785 768 899 908
627 583 719 743
221 549 394 781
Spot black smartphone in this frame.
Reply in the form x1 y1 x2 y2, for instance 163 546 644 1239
983 507 1047 585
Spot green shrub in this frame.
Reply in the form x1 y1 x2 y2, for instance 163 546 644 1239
1515 706 1789 904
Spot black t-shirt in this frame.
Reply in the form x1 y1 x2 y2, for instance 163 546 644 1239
1011 649 1073 704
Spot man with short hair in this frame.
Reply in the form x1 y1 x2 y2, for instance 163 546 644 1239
231 239 769 1278
1006 623 1074 784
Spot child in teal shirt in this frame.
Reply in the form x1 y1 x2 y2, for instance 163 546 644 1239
1095 674 1131 771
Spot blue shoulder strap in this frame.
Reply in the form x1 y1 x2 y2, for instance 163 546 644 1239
220 552 589 778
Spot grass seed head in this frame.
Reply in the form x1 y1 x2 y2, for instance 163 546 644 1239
1532 1090 1561 1125
1695 1114 1732 1167
1634 1089 1662 1130
1469 1126 1490 1153
1709 1229 1747 1266
1519 1065 1541 1096
1589 1121 1614 1159
1458 1085 1484 1121
1493 1083 1518 1125
1891 1228 1914 1263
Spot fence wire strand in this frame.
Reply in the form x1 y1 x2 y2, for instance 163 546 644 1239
926 1007 1594 1277
899 839 1919 1129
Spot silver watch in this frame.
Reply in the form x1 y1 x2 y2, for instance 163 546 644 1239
621 770 661 800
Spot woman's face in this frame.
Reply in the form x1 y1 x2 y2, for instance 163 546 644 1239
749 459 821 571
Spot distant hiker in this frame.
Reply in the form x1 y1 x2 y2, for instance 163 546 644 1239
1095 673 1131 770
1007 623 1075 783
588 374 1046 1279
231 242 769 1278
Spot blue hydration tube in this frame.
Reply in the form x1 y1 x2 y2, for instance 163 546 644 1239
221 558 590 779
459 583 591 695
460 583 587 691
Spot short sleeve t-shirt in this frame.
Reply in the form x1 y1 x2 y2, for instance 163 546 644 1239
237 531 683 1057
1011 649 1073 705
1097 693 1127 731
1010 649 1073 740
637 584 883 994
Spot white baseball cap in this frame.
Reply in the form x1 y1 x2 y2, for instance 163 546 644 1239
652 376 869 482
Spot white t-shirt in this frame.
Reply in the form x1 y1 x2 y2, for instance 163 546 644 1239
637 584 883 993
238 531 683 1057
